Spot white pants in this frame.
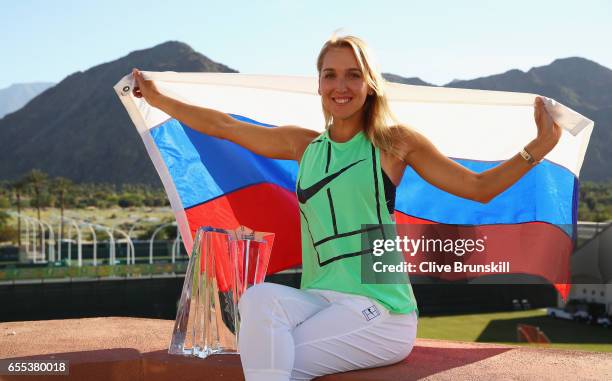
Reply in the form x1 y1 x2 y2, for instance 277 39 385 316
237 282 418 381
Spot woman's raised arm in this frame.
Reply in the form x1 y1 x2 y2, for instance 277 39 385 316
132 69 319 161
403 96 562 204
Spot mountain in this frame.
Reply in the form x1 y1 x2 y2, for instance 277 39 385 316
382 73 434 87
0 41 237 186
439 57 612 182
0 46 609 185
0 82 54 118
444 57 612 111
582 106 612 181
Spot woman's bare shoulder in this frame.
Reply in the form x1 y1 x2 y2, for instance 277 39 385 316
390 124 419 139
293 127 323 162
388 124 421 158
295 127 322 146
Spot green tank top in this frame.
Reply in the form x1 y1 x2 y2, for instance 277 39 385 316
296 129 419 315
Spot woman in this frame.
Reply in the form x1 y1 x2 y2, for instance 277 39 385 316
132 35 560 381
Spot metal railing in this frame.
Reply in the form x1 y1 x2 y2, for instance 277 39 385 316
4 212 184 268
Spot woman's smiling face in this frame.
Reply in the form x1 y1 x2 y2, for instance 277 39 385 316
318 47 370 123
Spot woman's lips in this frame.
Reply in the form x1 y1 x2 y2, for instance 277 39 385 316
332 97 352 104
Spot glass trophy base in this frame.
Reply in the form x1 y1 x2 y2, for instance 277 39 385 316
168 226 274 359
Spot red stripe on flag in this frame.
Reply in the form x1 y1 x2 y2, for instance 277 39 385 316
185 183 302 275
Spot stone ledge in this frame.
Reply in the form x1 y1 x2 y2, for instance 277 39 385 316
1 317 611 380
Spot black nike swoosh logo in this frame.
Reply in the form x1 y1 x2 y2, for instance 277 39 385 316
297 159 366 204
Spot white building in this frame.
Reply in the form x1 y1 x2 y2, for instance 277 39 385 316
558 222 612 314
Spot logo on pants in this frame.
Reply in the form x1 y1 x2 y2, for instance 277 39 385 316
362 305 380 321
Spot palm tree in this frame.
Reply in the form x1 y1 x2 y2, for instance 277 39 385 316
51 177 73 243
26 169 48 222
12 178 29 248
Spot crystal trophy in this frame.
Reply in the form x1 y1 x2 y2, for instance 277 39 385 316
169 226 274 358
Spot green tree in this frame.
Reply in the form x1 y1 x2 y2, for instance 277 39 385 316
51 177 73 243
578 181 612 222
11 178 29 247
118 193 144 208
0 210 17 243
0 210 8 226
0 195 9 208
25 169 48 221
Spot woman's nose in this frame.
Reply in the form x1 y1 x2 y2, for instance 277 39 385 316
336 78 348 92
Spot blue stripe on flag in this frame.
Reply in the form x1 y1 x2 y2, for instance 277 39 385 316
151 116 577 230
150 117 298 209
396 160 576 226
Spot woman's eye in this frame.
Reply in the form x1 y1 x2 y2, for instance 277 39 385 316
324 73 335 79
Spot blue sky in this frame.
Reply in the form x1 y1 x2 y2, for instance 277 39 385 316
1 0 610 89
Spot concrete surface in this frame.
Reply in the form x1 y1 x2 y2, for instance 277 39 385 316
0 317 611 380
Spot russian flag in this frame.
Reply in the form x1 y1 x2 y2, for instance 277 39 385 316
114 73 594 300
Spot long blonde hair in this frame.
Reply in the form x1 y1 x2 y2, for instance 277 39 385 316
316 34 407 159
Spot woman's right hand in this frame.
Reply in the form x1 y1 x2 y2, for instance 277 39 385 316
129 68 319 161
132 68 161 106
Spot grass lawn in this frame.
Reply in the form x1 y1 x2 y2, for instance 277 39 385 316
417 308 612 352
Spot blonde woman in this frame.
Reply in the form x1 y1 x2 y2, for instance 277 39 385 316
132 35 560 381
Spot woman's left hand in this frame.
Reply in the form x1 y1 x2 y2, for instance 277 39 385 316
531 96 562 160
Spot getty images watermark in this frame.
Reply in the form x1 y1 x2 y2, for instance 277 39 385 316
370 234 509 274
360 223 576 285
357 223 537 285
